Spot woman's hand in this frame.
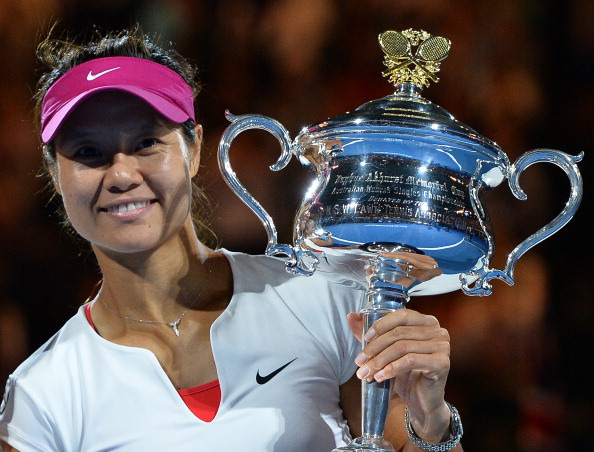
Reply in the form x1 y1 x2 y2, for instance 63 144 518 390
347 308 453 443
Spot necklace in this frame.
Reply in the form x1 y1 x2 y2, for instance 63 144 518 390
99 258 215 337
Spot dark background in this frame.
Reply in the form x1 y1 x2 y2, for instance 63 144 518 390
0 1 591 450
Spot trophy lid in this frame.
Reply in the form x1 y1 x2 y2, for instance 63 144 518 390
300 29 504 162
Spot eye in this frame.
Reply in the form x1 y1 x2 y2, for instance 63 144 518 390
75 146 101 158
136 138 159 151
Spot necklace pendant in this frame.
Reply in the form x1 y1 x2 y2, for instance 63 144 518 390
169 320 181 336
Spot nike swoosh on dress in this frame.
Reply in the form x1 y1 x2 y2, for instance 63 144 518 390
256 358 298 385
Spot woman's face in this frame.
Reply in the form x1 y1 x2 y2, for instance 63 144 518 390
52 91 200 255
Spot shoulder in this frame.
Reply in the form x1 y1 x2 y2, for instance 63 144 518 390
221 249 288 277
0 309 88 449
6 309 88 394
222 249 365 307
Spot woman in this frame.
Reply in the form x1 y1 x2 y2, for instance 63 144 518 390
0 27 462 451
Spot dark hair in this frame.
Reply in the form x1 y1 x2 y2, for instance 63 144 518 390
35 25 216 248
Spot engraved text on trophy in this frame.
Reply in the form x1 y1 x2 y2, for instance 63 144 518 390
317 155 485 241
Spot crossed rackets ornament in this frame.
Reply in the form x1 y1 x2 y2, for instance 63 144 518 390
379 29 451 88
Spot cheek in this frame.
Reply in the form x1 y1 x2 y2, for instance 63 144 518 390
57 172 98 219
154 154 193 199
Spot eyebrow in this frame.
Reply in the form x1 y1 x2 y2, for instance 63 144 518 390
59 119 172 143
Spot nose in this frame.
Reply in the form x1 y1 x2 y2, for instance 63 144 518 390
104 152 143 193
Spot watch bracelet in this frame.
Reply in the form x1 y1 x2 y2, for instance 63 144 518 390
405 401 463 451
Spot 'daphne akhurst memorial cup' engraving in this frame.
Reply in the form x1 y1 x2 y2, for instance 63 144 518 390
218 29 583 451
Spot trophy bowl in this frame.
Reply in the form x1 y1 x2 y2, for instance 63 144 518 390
218 29 583 451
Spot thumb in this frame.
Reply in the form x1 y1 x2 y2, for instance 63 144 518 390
347 312 364 342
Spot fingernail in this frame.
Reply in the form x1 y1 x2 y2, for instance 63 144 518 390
357 366 370 379
364 328 376 342
355 351 367 366
374 370 386 382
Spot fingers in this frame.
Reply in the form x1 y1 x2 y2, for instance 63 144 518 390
365 309 441 342
355 336 450 382
347 309 440 344
353 309 450 383
364 324 450 358
363 346 451 383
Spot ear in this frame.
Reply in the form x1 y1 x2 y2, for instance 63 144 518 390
44 145 62 195
189 124 202 177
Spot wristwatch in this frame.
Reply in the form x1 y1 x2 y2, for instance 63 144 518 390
405 402 463 451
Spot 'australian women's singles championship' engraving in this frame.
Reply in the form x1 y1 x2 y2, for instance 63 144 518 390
317 155 485 239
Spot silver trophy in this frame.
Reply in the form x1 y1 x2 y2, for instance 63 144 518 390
218 29 583 451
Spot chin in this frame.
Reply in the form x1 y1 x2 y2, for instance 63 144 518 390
92 234 168 256
86 220 189 257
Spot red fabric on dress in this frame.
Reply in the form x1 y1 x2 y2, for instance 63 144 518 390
178 380 221 422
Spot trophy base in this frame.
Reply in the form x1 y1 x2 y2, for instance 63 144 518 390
332 436 395 452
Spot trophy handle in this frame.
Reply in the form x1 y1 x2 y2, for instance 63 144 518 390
463 149 583 296
217 111 318 275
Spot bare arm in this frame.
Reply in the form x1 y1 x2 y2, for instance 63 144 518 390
1 440 19 452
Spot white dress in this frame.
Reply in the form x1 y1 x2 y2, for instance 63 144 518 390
0 251 366 451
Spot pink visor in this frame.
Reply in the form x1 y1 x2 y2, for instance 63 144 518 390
40 56 195 143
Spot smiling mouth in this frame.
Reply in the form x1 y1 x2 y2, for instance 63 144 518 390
102 200 155 213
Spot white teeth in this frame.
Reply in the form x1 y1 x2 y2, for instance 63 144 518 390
107 201 150 213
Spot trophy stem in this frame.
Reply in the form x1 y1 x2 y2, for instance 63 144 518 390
333 246 416 452
362 306 403 439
